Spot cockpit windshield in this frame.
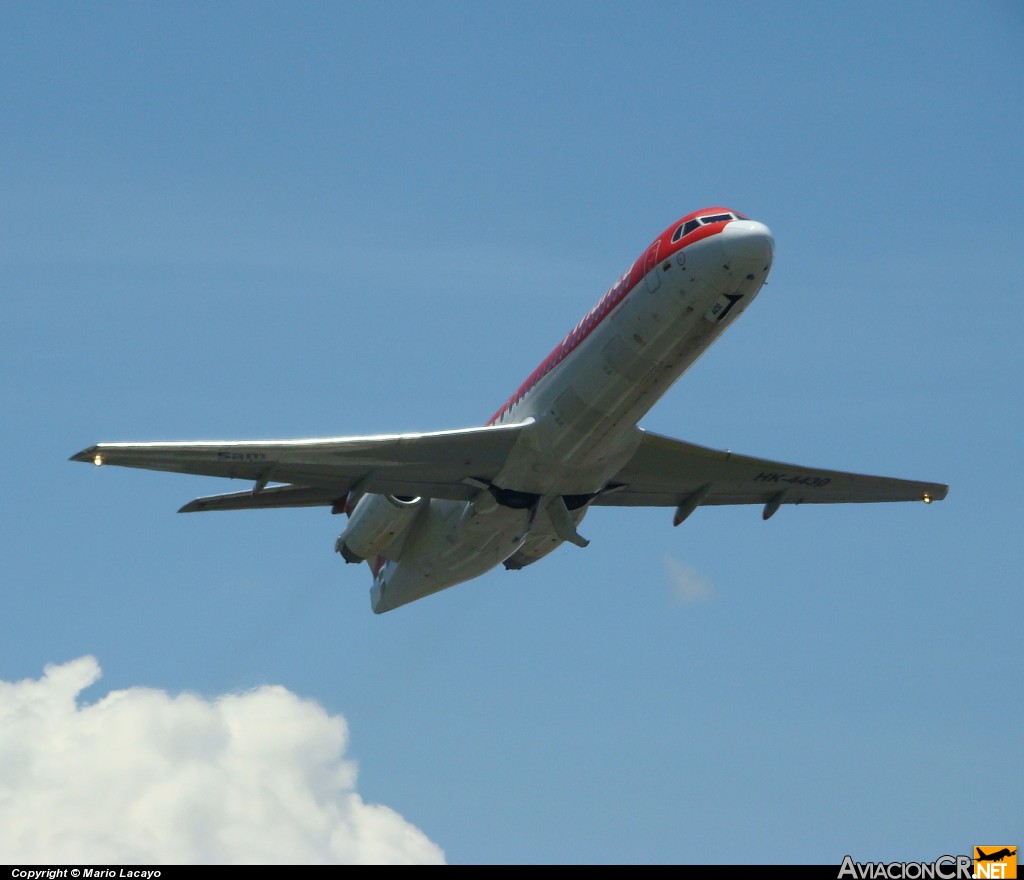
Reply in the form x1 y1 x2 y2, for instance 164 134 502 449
698 212 733 224
671 211 743 242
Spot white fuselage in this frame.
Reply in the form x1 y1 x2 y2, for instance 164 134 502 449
370 218 774 612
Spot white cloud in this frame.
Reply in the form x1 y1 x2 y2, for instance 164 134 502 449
664 555 715 604
0 657 445 865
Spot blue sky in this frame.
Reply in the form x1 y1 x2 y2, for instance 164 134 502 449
2 0 1021 865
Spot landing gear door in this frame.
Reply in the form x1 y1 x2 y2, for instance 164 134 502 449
704 292 744 325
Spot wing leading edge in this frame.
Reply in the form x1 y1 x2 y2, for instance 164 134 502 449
71 421 947 517
596 430 948 511
70 420 532 512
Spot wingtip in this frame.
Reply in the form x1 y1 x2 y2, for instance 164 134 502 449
69 446 99 463
921 483 949 504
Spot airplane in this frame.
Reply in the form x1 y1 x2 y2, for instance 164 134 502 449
976 849 1016 863
71 207 948 613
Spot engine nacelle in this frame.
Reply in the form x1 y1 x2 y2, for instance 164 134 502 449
335 493 425 564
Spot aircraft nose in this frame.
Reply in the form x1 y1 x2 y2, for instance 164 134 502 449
719 219 774 269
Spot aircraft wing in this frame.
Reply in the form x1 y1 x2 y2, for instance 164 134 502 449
70 421 530 512
594 430 947 511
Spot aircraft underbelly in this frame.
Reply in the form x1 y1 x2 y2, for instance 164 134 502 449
370 500 529 612
495 232 768 495
372 222 772 612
